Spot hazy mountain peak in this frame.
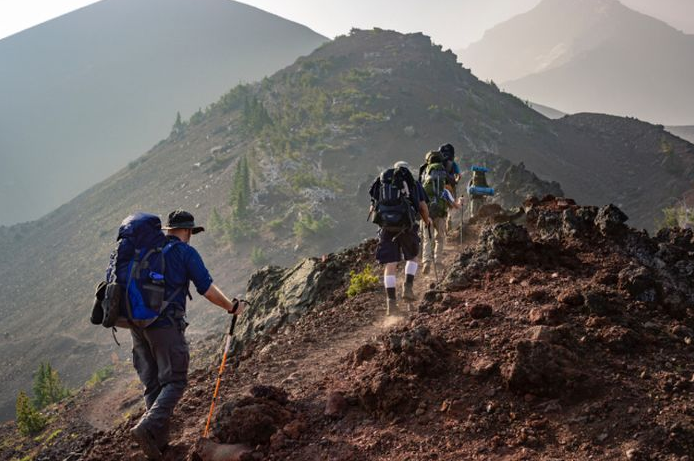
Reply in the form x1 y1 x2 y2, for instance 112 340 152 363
458 0 694 124
0 0 327 226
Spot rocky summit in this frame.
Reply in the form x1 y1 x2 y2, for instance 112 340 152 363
6 195 694 460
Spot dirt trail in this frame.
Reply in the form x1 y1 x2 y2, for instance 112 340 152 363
240 228 476 399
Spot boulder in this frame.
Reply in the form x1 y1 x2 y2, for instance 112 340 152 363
503 339 591 397
595 204 628 236
477 223 533 264
618 265 658 302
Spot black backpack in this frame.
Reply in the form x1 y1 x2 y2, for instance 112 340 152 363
370 167 416 232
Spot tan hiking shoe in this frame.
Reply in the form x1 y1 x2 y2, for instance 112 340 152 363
402 282 416 302
422 263 431 275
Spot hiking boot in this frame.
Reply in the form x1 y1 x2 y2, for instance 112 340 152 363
131 423 162 460
402 282 416 302
422 263 431 275
386 297 399 316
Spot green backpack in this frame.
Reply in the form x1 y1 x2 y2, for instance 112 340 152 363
423 162 448 218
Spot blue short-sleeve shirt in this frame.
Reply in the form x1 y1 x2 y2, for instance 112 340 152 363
163 236 213 310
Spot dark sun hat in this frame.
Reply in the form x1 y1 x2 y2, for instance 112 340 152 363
162 210 205 234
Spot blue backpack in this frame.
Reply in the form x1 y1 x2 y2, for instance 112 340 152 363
99 213 183 329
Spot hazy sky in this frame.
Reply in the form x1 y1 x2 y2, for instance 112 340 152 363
1 0 694 48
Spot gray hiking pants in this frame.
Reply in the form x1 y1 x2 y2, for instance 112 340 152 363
131 321 189 446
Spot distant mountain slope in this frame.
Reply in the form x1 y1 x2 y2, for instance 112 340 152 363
0 0 327 225
529 102 566 119
0 29 692 421
457 0 694 125
667 126 694 144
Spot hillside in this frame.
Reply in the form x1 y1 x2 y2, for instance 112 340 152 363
4 197 694 460
457 0 694 125
0 28 692 422
0 0 327 225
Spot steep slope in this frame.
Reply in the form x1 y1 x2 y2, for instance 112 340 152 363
7 198 694 460
458 0 694 125
0 0 327 225
0 28 692 422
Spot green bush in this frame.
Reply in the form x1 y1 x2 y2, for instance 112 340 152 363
293 214 334 240
250 247 269 267
86 365 114 388
347 264 380 297
223 218 257 244
16 391 47 436
266 217 286 232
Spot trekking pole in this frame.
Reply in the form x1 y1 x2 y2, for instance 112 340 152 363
460 206 464 247
203 299 248 438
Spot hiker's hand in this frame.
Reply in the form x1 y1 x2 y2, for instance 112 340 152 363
456 197 464 207
229 298 245 316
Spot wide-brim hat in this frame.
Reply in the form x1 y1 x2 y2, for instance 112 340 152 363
162 209 205 234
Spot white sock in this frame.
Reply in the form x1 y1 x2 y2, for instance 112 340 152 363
405 261 418 276
384 275 397 289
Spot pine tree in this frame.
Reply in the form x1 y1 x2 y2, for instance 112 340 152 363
208 207 223 234
32 362 69 409
16 391 47 435
171 111 184 137
228 156 252 219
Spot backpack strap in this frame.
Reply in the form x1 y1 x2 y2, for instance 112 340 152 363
161 240 192 302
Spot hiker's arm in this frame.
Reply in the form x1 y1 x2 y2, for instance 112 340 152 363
204 284 245 315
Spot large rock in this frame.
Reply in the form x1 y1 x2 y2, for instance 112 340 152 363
503 339 591 397
237 240 376 348
477 222 533 264
595 204 628 236
618 264 658 302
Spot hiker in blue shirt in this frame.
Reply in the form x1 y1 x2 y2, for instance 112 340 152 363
130 210 244 460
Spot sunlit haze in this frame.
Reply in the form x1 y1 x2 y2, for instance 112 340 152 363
3 0 693 48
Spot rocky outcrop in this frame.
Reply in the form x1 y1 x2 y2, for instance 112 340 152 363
237 240 377 348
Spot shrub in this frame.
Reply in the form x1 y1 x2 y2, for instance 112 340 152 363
250 247 269 267
16 391 47 435
293 214 334 240
347 264 380 297
86 365 114 388
223 218 257 244
266 218 285 232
